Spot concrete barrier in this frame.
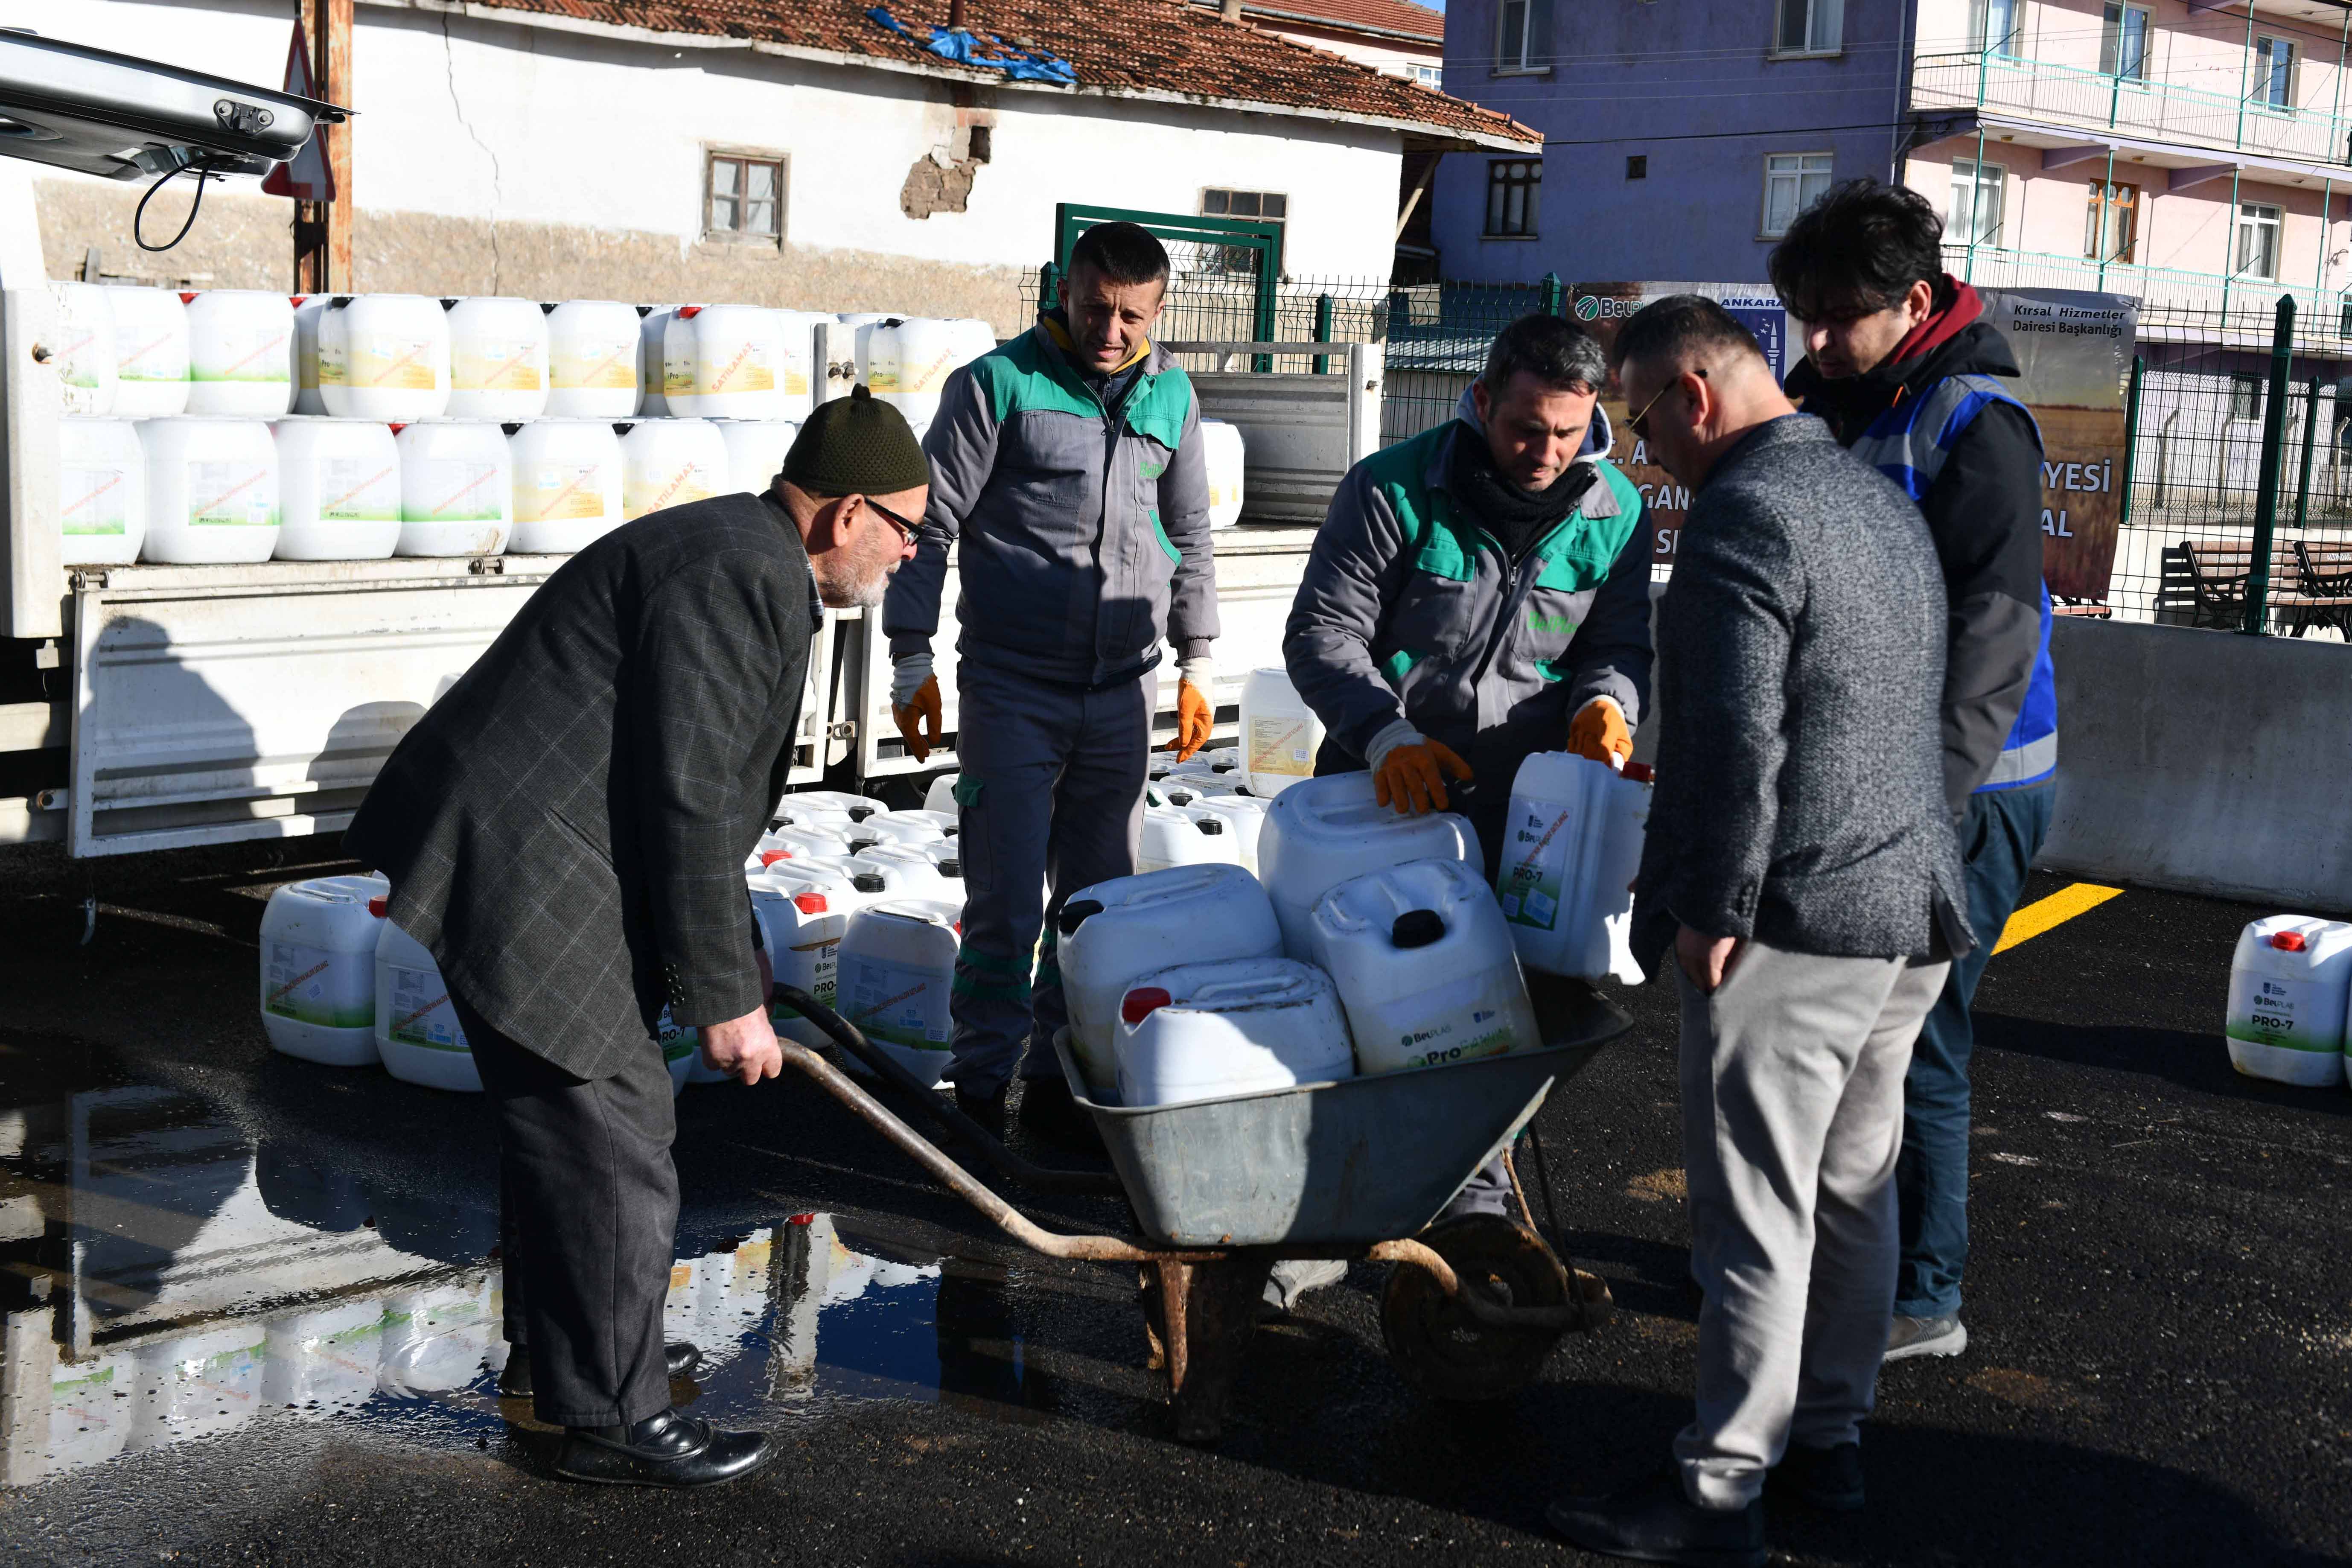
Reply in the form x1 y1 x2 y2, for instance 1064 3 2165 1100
2040 618 2352 911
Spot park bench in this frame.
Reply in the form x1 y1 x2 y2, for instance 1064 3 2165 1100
2173 538 2352 636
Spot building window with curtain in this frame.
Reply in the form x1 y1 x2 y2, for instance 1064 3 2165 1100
2100 4 2148 82
1485 159 1541 236
2255 37 2297 110
1495 0 1551 71
1948 158 2005 248
1972 0 2021 56
1774 0 1844 55
2236 202 2283 279
705 152 784 242
2084 181 2139 263
1760 152 1833 237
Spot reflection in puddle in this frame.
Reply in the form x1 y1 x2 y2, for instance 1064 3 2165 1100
0 1085 1101 1491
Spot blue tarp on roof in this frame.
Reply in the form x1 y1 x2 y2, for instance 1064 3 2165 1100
864 7 1078 86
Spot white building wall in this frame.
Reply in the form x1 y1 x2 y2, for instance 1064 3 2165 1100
16 0 1403 283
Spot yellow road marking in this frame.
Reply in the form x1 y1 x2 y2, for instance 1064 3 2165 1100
1993 883 2123 955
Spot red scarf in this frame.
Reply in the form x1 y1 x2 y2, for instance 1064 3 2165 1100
1888 276 1983 367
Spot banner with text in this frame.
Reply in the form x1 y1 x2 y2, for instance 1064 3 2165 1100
1565 281 2137 601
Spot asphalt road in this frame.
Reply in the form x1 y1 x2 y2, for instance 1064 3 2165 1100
0 838 2346 1567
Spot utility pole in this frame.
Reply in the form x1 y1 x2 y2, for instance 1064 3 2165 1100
294 0 353 292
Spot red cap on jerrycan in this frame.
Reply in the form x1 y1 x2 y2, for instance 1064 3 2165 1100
2271 930 2308 952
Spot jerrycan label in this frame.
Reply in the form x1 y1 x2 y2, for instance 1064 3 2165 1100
2228 971 2341 1052
265 940 373 1027
554 341 638 391
1247 715 1313 778
517 463 608 522
387 965 469 1051
62 463 129 536
1375 972 1521 1069
844 957 948 1047
657 1007 698 1064
1497 805 1575 932
770 938 840 1020
455 341 542 392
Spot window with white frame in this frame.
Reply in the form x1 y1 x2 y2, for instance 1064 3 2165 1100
1972 0 2022 56
1496 0 1551 70
2236 201 2283 279
2084 180 2139 263
705 152 783 241
1775 0 1844 55
2255 36 2297 110
1486 158 1542 236
1762 152 1833 237
1403 62 1443 87
2100 5 2149 82
1949 158 2006 247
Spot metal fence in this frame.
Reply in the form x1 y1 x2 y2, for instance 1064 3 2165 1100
2123 296 2352 638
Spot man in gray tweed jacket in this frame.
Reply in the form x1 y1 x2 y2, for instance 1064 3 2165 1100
1551 297 1969 1568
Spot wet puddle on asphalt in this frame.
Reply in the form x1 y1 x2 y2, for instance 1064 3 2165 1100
0 1080 1144 1495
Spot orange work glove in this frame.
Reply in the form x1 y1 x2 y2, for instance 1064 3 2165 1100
894 674 943 764
1169 678 1214 761
1567 697 1633 770
1373 735 1473 816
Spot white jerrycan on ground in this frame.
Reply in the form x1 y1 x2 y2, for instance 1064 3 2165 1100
2226 915 2352 1087
1307 856 1541 1077
1494 752 1653 983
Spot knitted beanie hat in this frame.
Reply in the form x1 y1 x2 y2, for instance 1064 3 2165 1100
779 384 930 496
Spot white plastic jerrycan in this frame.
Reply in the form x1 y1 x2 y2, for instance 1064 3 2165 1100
1239 666 1324 798
656 1008 697 1096
835 898 962 1086
259 874 391 1066
1056 863 1282 1099
2226 915 2352 1087
1495 752 1654 983
1114 957 1354 1108
373 914 484 1092
1137 803 1244 873
750 875 848 1052
1183 795 1269 874
1308 856 1541 1076
1257 770 1478 958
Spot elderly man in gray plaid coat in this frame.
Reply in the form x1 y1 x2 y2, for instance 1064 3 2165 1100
347 388 925 1488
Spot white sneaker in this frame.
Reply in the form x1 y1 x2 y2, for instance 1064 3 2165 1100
1883 1313 1967 1361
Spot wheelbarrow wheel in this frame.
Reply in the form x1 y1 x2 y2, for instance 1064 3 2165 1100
1381 1212 1570 1402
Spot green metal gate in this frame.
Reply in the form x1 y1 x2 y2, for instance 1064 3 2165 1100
1045 203 1285 366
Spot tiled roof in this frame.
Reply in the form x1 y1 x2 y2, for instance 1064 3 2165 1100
1229 0 1446 44
451 0 1533 147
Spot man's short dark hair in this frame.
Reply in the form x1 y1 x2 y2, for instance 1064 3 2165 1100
1608 294 1766 379
1068 222 1171 288
1480 313 1607 397
1766 178 1944 323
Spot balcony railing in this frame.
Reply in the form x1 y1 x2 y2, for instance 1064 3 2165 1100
1941 242 2348 331
1914 50 2352 169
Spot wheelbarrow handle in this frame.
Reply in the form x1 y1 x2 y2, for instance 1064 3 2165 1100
772 984 1125 1198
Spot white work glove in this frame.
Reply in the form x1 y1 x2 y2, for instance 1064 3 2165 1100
890 650 934 709
1176 652 1215 693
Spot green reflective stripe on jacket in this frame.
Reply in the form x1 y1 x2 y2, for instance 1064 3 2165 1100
968 332 1195 448
1147 509 1179 564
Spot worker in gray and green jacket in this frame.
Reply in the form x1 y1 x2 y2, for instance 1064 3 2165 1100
883 222 1218 1147
1282 312 1653 1223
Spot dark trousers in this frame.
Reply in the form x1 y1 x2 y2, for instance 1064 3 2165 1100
947 659 1149 1097
450 990 679 1428
1893 781 2054 1319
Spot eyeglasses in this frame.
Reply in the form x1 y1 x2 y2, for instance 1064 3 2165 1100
863 495 922 546
1627 367 1705 441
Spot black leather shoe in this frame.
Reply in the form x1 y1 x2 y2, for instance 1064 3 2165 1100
953 1086 1006 1142
1017 1073 1100 1151
1766 1440 1864 1513
554 1408 774 1488
1547 1467 1767 1568
499 1341 703 1400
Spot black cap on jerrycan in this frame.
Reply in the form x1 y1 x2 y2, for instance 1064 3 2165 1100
1391 909 1446 950
852 872 887 894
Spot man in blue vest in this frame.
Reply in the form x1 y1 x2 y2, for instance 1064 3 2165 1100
1772 179 2057 1366
884 222 1218 1145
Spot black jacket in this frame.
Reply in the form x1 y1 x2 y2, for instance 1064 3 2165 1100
1787 321 2047 814
346 493 817 1077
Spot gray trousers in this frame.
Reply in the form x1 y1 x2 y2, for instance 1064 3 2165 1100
948 659 1148 1097
1670 941 1949 1510
451 990 678 1429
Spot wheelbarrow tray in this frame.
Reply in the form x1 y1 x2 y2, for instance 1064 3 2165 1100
1052 974 1631 1248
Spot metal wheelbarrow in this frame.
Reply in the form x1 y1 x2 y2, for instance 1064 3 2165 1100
770 972 1629 1440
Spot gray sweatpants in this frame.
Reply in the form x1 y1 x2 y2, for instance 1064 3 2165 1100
947 659 1148 1098
1671 941 1950 1510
